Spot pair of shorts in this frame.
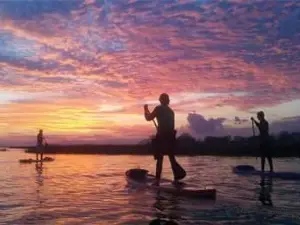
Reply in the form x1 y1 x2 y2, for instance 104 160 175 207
260 142 272 158
151 132 176 156
36 145 44 153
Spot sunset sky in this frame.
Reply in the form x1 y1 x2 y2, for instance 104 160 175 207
0 0 300 146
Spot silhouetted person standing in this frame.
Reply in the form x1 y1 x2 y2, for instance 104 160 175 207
36 129 46 161
251 111 274 173
144 93 186 186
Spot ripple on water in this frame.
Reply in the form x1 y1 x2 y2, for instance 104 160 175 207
0 152 300 224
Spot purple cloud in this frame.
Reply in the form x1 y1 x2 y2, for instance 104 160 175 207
187 113 226 135
271 116 300 134
187 113 300 138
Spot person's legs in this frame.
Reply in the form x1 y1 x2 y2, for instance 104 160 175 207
168 155 176 178
260 142 266 172
265 143 273 172
165 135 178 181
155 155 163 184
40 145 44 160
267 156 273 172
168 154 185 185
168 154 177 180
261 156 266 172
154 137 164 185
36 146 40 161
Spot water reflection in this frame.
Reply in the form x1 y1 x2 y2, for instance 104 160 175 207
35 162 44 186
151 191 180 225
2 153 300 225
35 162 44 206
259 175 273 206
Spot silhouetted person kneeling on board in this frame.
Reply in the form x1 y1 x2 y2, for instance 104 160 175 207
36 129 46 161
144 93 186 186
251 111 274 173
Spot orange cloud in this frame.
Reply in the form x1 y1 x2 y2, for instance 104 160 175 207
0 0 299 144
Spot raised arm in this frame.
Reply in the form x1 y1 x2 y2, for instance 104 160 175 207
144 105 158 121
251 117 259 127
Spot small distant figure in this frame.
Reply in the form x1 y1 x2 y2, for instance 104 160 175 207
36 129 46 161
251 111 274 173
144 93 186 186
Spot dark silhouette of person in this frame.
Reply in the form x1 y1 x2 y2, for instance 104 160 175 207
144 93 186 186
36 129 46 161
251 111 274 172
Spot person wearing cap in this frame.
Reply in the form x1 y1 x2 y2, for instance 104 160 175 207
144 93 186 186
251 111 274 172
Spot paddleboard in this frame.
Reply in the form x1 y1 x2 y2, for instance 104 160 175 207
126 169 216 199
232 165 300 180
19 157 55 163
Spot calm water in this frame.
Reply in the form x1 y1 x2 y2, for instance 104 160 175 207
1 150 300 225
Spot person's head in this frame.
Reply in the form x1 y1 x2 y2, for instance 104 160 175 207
159 93 170 106
39 129 43 134
257 111 265 121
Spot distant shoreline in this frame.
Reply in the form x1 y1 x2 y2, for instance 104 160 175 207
11 132 300 157
14 143 300 157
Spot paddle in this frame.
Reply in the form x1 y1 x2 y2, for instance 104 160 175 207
252 119 256 137
44 136 49 148
251 119 258 160
43 137 51 160
152 119 158 130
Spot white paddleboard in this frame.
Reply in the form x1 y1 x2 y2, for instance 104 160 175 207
232 165 300 180
126 169 216 199
19 157 55 163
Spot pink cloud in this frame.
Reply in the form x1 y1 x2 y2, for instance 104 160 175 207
0 0 299 144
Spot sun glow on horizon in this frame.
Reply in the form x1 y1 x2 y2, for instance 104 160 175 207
0 0 300 145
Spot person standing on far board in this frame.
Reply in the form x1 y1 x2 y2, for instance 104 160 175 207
36 129 46 161
251 111 274 173
144 93 186 186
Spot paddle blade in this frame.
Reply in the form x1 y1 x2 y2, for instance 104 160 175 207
173 161 186 180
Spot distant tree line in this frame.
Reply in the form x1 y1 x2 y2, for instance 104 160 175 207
23 131 300 157
154 131 300 157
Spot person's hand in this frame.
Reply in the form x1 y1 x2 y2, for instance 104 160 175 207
144 104 149 111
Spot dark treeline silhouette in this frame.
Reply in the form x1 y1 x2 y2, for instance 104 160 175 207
173 131 300 157
22 131 300 157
